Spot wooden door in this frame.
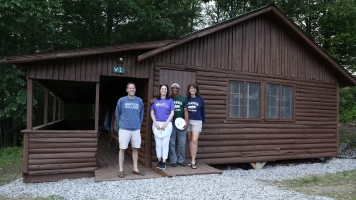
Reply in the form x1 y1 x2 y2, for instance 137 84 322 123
159 69 196 97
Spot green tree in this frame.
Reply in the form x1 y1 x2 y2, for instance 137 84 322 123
340 87 356 122
0 0 69 133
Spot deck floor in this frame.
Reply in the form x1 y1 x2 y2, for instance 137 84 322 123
95 135 222 182
151 162 222 177
95 136 162 182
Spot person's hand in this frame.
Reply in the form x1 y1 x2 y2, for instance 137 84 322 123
154 123 161 130
161 124 167 130
182 122 188 129
150 99 156 104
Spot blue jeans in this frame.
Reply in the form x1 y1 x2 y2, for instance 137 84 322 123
169 124 187 164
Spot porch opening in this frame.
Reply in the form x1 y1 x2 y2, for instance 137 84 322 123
98 76 149 167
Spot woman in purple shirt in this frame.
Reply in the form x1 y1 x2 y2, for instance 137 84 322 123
151 84 175 170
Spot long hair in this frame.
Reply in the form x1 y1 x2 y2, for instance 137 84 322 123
157 84 170 100
186 83 200 98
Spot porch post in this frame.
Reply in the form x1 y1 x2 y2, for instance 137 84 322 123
52 97 57 122
44 88 48 125
26 79 33 130
62 101 65 120
58 99 61 121
145 63 154 167
95 82 100 131
24 78 33 174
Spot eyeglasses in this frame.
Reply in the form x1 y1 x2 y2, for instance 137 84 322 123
160 83 168 87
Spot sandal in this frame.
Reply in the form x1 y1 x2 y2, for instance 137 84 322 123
118 171 124 178
188 162 197 169
132 170 145 176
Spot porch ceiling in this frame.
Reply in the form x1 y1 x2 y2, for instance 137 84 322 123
37 80 96 104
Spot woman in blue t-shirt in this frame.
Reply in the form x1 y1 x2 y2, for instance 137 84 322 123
186 83 205 169
151 84 175 170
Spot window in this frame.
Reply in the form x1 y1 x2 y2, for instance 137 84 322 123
228 81 260 118
266 84 294 119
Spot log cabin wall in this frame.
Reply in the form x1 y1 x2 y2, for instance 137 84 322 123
22 122 97 183
150 16 338 164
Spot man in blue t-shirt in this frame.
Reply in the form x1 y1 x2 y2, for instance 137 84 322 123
115 82 145 178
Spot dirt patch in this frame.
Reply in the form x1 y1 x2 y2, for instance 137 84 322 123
296 185 356 199
0 162 22 186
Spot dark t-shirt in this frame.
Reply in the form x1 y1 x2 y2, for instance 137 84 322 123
187 96 205 123
171 95 187 120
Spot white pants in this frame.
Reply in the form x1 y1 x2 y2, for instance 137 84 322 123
154 122 172 159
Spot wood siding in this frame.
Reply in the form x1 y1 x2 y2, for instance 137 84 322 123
154 16 336 83
23 51 151 82
149 16 339 164
22 129 97 183
154 67 337 164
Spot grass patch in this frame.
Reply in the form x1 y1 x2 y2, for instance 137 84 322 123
274 170 356 200
0 146 23 186
0 147 23 169
340 134 356 148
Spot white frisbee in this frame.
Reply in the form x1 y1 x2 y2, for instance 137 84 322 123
152 125 169 138
175 117 186 130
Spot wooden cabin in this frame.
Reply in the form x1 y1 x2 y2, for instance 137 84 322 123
1 5 355 183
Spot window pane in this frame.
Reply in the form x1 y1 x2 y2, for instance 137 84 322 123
266 84 280 118
245 82 260 118
228 81 243 117
281 86 294 119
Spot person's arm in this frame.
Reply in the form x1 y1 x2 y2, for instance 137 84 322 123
162 110 174 130
115 99 121 125
149 98 156 104
140 100 144 123
162 99 175 129
201 97 205 124
183 97 189 129
150 109 160 130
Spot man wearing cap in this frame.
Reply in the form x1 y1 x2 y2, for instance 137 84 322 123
169 83 189 167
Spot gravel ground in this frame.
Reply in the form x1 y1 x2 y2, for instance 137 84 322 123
338 143 356 158
1 158 356 200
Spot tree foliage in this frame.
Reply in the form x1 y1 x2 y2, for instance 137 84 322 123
1 0 356 135
340 87 356 122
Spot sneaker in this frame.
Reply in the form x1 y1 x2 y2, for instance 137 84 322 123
156 161 162 169
170 163 177 167
161 162 167 169
177 162 186 167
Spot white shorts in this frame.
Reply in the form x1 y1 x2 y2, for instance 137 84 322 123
118 129 141 149
187 120 202 132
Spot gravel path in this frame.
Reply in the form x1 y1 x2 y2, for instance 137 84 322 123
338 142 356 159
1 158 356 200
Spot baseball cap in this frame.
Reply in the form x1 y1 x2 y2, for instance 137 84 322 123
171 83 180 88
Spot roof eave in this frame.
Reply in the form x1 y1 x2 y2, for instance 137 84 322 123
0 40 174 64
